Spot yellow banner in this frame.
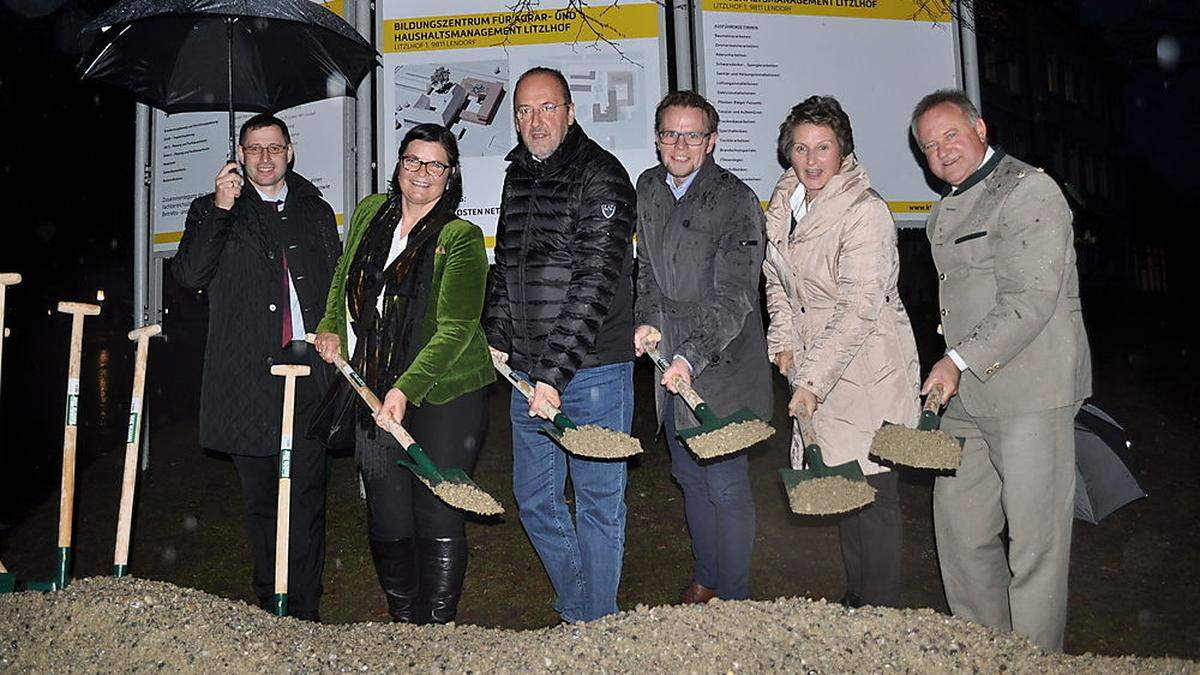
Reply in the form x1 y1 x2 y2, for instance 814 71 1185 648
383 3 659 54
154 213 345 245
320 0 345 19
888 201 934 214
701 0 950 22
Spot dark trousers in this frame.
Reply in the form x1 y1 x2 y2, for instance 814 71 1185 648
358 388 487 540
837 470 902 607
230 428 327 620
664 397 756 600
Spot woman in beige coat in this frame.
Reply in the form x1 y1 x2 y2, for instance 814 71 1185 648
763 96 920 608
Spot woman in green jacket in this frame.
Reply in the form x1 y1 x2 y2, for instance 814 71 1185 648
313 123 493 624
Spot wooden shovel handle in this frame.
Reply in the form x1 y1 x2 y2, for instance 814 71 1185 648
57 301 101 316
114 325 160 570
304 334 418 447
0 273 20 286
489 350 567 419
128 324 162 341
642 345 705 410
924 384 945 412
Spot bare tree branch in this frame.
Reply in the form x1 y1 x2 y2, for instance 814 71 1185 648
498 0 670 67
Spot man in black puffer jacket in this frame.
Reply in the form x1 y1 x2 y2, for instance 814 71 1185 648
485 67 636 624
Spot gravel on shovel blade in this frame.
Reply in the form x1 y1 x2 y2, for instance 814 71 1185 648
559 424 643 459
685 420 775 459
2 577 1194 673
786 475 877 515
417 477 504 516
870 424 963 471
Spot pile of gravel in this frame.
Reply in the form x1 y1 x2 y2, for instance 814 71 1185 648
1 577 1193 673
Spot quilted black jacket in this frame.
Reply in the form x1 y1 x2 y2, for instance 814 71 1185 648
172 172 340 456
485 123 636 391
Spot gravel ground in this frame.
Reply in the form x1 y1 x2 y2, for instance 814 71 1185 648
2 578 1194 673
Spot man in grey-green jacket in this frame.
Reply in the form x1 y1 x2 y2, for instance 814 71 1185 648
912 90 1092 653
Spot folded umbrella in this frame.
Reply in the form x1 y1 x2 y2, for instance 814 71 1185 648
1074 403 1146 524
79 0 377 157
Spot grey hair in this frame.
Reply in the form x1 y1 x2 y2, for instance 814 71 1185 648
910 89 981 140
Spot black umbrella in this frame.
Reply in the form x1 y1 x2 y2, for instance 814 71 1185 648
1074 403 1147 524
79 0 377 158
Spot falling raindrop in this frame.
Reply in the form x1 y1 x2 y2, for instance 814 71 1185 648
182 515 198 531
1156 35 1181 71
161 546 178 564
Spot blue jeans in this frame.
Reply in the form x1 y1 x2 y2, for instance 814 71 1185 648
510 362 633 623
664 397 755 600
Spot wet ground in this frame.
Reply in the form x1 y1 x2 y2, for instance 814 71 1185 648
0 287 1198 661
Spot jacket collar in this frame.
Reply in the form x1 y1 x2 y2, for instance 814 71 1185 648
506 122 587 175
648 154 720 202
943 146 1006 196
781 153 872 242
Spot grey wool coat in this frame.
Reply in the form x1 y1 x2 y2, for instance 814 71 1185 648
928 150 1091 416
634 156 773 431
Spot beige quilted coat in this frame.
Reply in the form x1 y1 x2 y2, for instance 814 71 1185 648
762 155 920 474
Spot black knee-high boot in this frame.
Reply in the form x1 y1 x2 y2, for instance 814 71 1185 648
369 538 419 623
417 537 467 624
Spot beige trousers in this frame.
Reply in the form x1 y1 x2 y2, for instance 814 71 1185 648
933 398 1079 652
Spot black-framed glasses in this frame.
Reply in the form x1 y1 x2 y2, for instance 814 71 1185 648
515 102 569 120
241 143 289 156
656 130 712 147
400 155 450 177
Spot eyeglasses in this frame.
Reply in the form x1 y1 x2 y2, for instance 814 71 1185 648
241 143 289 156
400 155 450 177
656 130 712 147
515 102 569 121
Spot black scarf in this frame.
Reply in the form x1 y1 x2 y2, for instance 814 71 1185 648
345 194 447 448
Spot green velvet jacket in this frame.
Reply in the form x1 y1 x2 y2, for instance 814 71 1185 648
316 194 494 406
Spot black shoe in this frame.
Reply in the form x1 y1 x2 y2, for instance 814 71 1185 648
369 538 419 623
417 537 467 624
839 592 865 609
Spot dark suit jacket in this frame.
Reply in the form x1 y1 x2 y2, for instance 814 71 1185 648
172 172 340 455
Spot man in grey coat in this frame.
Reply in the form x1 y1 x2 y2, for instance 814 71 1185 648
913 89 1092 652
633 91 772 603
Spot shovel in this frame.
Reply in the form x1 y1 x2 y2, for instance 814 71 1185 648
868 384 962 471
113 324 163 577
47 302 102 589
305 334 503 516
779 407 875 515
491 353 642 459
642 345 774 459
269 364 310 616
0 276 15 594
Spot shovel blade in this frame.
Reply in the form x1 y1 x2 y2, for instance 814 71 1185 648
0 573 14 594
676 407 761 440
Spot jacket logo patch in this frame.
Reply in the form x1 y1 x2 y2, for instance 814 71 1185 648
600 203 616 219
953 230 988 244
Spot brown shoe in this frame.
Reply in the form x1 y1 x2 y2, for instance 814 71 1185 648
679 582 718 605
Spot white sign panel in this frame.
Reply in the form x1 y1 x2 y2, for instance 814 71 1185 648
694 1 959 221
150 99 351 252
377 0 668 246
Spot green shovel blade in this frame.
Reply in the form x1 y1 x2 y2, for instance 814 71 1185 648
0 573 14 594
780 443 868 486
676 406 762 441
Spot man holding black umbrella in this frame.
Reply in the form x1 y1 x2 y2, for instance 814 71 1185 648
172 114 341 621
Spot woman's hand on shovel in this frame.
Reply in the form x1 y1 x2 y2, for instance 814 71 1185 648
375 388 408 429
314 332 340 364
788 386 819 418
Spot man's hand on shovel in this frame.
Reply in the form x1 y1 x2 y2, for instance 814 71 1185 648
375 388 408 429
529 382 560 420
922 355 961 400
